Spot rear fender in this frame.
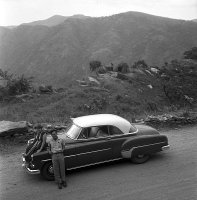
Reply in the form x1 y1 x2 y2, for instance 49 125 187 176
121 135 168 159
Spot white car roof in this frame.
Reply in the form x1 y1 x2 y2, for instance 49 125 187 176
73 114 132 133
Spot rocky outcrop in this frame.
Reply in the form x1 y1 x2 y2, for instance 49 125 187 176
0 121 29 137
145 114 197 128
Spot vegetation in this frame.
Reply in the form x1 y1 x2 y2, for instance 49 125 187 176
0 48 196 124
115 62 130 73
158 59 197 105
89 60 102 72
0 69 33 99
183 47 197 60
132 60 148 69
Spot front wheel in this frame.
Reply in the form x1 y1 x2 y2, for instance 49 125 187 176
41 162 54 181
131 154 150 164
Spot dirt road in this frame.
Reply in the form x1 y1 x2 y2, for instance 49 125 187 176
0 126 197 200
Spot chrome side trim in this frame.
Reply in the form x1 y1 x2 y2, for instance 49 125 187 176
67 158 123 170
65 148 111 158
41 148 112 161
41 159 52 162
131 141 166 149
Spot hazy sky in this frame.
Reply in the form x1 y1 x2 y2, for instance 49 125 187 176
1 0 197 26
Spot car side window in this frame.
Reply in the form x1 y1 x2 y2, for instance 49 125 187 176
78 126 110 139
78 128 90 139
109 126 123 136
96 126 109 138
88 126 109 138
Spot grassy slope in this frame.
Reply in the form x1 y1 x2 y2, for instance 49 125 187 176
0 74 169 124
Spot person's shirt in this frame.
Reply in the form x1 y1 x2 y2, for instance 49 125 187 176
48 138 65 153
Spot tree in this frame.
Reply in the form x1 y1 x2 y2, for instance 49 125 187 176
115 62 129 73
89 60 102 72
133 60 148 69
158 59 197 105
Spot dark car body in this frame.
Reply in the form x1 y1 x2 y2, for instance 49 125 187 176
22 114 169 180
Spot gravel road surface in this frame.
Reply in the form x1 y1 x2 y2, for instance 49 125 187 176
0 125 197 200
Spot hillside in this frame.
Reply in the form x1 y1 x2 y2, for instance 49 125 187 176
0 72 165 123
0 11 197 86
0 50 197 124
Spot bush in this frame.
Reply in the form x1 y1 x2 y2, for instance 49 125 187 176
7 75 33 95
132 60 148 69
183 47 197 60
89 60 102 72
0 69 33 98
158 59 197 105
115 62 130 73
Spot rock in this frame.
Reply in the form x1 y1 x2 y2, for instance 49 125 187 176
88 77 100 85
147 84 153 89
76 79 88 86
39 85 53 93
0 121 29 137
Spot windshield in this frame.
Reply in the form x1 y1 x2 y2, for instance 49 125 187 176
65 123 81 139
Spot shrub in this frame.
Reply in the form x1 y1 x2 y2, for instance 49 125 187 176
183 47 197 60
0 69 33 98
7 75 33 95
115 62 130 73
89 60 102 72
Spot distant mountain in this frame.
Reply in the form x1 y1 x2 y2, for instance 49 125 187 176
192 19 197 22
22 14 89 27
0 11 197 86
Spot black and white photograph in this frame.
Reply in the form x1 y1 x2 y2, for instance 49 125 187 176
0 0 197 199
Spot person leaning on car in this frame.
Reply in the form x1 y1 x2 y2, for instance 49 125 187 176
25 124 47 159
48 131 67 189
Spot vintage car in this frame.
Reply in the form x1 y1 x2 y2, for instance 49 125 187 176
22 114 169 180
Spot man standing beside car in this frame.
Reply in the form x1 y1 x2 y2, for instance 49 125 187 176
48 131 67 189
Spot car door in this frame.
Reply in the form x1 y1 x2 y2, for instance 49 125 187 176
74 126 113 167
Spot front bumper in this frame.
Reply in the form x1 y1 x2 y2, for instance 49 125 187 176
22 154 40 175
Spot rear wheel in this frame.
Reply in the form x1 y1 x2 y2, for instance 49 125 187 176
41 162 54 181
131 154 150 164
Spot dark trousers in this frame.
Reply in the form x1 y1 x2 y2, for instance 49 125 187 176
51 153 66 183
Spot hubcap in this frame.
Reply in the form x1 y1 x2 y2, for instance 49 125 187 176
48 165 54 174
137 154 145 158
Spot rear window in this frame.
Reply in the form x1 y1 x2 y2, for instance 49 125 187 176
109 126 123 135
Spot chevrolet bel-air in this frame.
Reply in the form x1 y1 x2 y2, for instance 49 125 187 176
22 114 169 180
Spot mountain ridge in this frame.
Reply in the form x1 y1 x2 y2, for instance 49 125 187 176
21 14 89 27
0 11 197 86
